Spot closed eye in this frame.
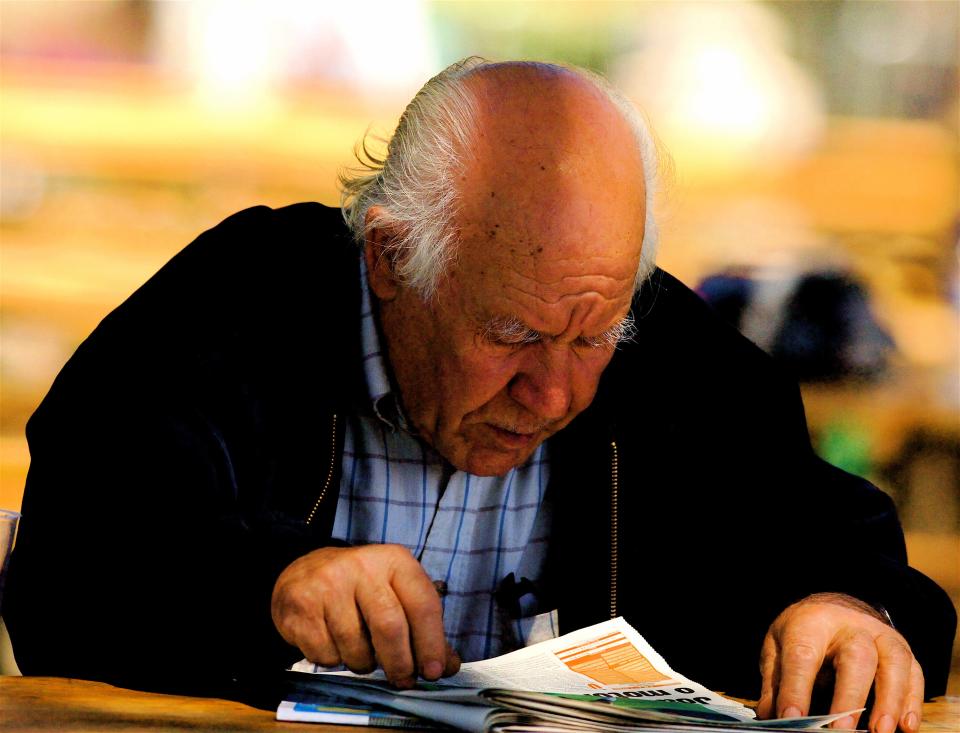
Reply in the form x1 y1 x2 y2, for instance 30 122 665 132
481 316 541 347
480 313 635 350
576 314 637 350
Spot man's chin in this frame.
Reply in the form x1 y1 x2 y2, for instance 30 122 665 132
447 441 541 477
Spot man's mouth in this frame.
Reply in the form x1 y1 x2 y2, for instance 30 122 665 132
487 424 542 449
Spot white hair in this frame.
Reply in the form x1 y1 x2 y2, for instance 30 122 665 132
340 58 663 300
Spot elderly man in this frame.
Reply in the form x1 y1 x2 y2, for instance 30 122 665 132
4 60 954 733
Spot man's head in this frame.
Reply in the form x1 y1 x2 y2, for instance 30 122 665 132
342 60 659 475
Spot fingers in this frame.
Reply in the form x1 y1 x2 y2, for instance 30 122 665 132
391 563 448 680
865 633 917 733
756 633 779 719
899 660 924 733
442 642 462 677
774 635 824 718
272 548 343 666
282 611 342 668
324 592 377 674
826 629 878 729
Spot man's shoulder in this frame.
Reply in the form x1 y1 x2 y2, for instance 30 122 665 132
212 201 347 237
58 202 362 378
130 202 355 307
600 267 794 409
628 267 764 357
174 202 352 269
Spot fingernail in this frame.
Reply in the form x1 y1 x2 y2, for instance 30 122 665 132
782 707 802 719
876 714 895 733
833 716 854 730
903 712 918 732
422 660 443 680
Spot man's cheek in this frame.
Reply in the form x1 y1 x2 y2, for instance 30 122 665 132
458 359 518 403
571 362 608 410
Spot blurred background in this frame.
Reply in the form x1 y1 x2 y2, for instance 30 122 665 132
1 0 957 689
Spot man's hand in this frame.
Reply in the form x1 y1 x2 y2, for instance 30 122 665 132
757 593 923 733
271 544 461 688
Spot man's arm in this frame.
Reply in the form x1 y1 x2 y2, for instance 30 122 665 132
2 204 360 698
3 367 309 697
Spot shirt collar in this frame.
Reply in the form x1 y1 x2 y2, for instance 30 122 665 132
358 256 408 430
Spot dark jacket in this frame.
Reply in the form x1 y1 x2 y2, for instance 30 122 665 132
5 204 955 704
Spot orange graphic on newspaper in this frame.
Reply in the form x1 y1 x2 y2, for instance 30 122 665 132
554 630 669 686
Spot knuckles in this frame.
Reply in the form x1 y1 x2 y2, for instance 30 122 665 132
781 641 822 665
875 630 912 659
367 608 408 642
359 543 416 571
405 590 443 619
832 631 879 668
276 544 414 608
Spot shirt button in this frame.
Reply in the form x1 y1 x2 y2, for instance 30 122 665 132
433 580 448 597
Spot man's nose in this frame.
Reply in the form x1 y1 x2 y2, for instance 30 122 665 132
507 343 573 422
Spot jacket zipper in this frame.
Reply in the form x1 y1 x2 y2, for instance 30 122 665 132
305 416 620 611
306 413 338 525
610 439 619 619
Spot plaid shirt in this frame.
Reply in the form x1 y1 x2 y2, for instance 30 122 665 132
329 259 555 661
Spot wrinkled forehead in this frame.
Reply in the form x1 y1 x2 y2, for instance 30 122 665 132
451 237 641 333
450 192 642 336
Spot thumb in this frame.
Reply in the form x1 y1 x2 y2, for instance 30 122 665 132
442 643 461 677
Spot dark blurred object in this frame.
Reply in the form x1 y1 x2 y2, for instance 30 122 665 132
695 272 753 328
697 270 894 382
882 429 960 533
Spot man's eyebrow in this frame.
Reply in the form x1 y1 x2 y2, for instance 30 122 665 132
480 315 540 343
480 313 636 347
585 313 637 348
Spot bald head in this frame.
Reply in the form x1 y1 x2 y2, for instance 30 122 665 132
456 63 647 282
340 58 661 298
465 61 644 169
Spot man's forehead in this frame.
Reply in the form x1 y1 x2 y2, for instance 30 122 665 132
458 259 637 338
455 225 644 295
448 205 643 333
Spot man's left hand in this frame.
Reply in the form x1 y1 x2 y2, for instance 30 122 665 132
757 593 924 733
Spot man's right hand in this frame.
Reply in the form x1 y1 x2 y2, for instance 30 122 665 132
271 544 460 688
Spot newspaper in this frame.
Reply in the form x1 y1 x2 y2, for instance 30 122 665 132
283 617 862 732
277 698 443 728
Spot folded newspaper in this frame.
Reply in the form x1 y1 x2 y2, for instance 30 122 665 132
281 617 861 732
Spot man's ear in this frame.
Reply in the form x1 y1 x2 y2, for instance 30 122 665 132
364 207 402 301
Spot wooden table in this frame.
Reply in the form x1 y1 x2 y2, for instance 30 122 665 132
1 676 314 732
1 676 958 732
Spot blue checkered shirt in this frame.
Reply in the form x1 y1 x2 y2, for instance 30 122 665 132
329 258 555 661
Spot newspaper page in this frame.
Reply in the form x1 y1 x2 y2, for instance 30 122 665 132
292 618 751 718
441 617 753 718
286 617 862 732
